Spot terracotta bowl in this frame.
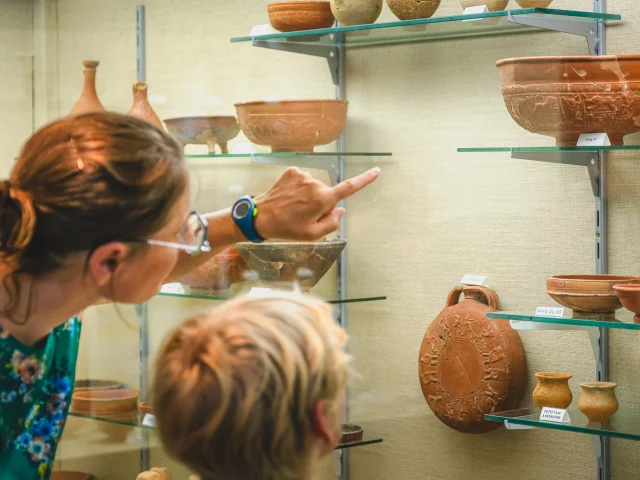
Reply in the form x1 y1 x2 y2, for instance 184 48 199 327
164 116 240 154
613 283 640 323
74 379 123 392
497 55 640 146
340 424 363 445
51 472 96 480
236 240 346 289
546 275 640 316
234 100 348 152
138 401 153 417
181 246 249 291
515 0 553 6
268 1 335 32
71 387 138 416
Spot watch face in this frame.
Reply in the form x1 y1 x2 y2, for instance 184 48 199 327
234 200 251 218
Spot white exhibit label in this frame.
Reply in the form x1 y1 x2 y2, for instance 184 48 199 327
539 407 571 424
249 287 272 296
577 133 611 147
461 274 487 286
250 24 275 36
463 5 490 14
535 306 565 318
142 414 156 427
160 282 185 294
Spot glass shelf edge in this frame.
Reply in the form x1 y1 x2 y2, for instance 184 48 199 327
186 152 392 159
231 9 620 43
487 312 640 330
458 146 640 153
157 291 387 304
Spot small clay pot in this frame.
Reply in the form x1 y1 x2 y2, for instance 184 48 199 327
459 0 507 11
138 401 153 417
69 60 105 116
150 467 171 480
330 0 382 26
127 82 164 130
579 382 618 422
613 283 640 323
137 473 160 480
515 0 553 6
533 372 573 409
340 424 363 444
387 0 441 20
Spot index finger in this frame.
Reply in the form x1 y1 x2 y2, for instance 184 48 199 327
331 167 380 201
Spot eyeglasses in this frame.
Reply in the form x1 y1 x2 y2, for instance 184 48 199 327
146 211 211 255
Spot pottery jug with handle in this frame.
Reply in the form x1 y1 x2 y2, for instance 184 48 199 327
69 60 106 116
419 285 528 433
330 0 382 26
127 82 164 130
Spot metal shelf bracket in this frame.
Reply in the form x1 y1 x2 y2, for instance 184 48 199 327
250 154 339 185
507 12 600 54
510 150 600 196
253 39 340 85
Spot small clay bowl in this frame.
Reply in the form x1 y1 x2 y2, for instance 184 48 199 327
74 379 123 392
268 1 335 32
546 275 640 318
71 388 138 416
138 401 153 417
51 473 96 480
164 116 240 154
613 283 640 323
340 424 364 445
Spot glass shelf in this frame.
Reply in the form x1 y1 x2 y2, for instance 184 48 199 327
186 152 392 159
231 9 619 48
486 408 640 441
158 290 387 305
487 312 640 331
458 146 640 153
68 413 383 449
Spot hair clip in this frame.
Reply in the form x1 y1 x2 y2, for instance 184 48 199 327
69 137 84 171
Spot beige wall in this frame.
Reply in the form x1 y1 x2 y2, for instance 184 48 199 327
8 0 639 478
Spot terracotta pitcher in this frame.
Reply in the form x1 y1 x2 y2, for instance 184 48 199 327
533 372 573 409
578 382 618 422
69 60 105 116
127 82 164 130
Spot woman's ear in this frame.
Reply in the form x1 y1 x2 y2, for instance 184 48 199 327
86 242 129 290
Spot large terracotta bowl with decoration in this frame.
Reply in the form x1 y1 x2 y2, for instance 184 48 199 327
546 275 640 317
164 116 240 154
181 246 249 292
236 240 346 289
497 55 640 146
268 1 335 32
234 100 348 152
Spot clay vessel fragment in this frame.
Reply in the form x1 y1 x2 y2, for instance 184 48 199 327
69 60 106 116
533 372 573 409
497 55 640 146
516 0 553 6
387 0 441 20
579 382 618 422
613 283 640 323
459 0 507 12
330 0 382 26
127 82 164 130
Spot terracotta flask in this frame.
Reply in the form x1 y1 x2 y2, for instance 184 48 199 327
127 82 164 130
69 60 106 116
578 382 618 422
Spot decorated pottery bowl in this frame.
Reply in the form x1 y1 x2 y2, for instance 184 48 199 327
180 246 249 291
268 1 335 32
71 387 138 416
340 424 364 444
546 274 640 316
164 116 240 154
234 100 348 152
497 55 640 146
236 240 346 289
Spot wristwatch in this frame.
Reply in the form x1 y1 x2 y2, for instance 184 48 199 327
232 195 265 243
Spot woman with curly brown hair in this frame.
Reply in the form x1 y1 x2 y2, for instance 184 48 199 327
0 112 378 479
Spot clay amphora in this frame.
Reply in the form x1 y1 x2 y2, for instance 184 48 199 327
533 372 573 409
578 382 618 422
69 60 106 116
127 82 164 130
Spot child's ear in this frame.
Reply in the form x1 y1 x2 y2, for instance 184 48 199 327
313 400 341 447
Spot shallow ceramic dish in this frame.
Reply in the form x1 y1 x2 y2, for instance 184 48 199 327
268 1 335 32
71 388 138 416
234 100 347 152
181 246 249 292
164 116 240 154
546 275 640 316
74 379 123 392
613 283 640 323
497 55 640 146
340 424 363 444
236 240 346 289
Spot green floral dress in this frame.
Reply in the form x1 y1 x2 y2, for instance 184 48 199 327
0 317 81 480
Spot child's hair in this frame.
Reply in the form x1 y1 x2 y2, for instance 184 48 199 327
152 292 350 480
